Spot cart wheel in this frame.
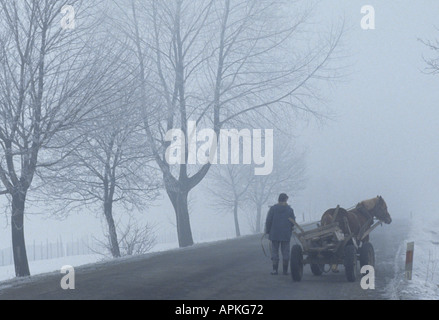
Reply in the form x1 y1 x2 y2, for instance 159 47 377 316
359 242 375 268
344 245 357 282
310 264 325 276
290 245 303 282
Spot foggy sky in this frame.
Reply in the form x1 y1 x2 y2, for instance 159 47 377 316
297 0 439 220
1 0 439 250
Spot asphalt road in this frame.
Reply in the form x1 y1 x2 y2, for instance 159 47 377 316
0 218 409 300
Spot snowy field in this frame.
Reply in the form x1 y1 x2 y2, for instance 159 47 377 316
0 236 239 285
0 242 179 283
389 217 439 300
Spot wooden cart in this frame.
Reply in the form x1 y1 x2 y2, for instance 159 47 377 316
289 207 382 282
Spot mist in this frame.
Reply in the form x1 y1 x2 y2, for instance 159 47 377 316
0 0 438 283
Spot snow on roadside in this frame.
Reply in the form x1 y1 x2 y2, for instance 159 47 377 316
0 242 179 284
0 235 240 289
0 254 103 283
388 217 439 300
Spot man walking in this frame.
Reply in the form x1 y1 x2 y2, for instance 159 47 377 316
265 193 296 275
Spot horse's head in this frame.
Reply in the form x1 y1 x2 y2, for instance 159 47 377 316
358 196 392 224
373 196 392 224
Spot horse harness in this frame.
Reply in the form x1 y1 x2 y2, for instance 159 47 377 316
353 203 375 241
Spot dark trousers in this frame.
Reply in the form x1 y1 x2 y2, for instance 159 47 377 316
271 240 290 263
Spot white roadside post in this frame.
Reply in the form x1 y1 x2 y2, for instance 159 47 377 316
405 242 415 280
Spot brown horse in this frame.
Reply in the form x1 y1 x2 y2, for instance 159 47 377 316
321 196 392 244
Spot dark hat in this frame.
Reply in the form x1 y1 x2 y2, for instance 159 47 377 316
278 193 289 203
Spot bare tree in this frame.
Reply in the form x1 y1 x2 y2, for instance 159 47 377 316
113 0 344 247
94 218 157 257
246 141 307 233
206 164 253 237
420 32 439 73
118 220 157 256
0 0 122 276
41 81 162 258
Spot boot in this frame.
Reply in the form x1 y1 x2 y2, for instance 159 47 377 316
283 261 289 275
271 263 279 275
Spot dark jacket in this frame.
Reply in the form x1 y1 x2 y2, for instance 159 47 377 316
265 203 296 242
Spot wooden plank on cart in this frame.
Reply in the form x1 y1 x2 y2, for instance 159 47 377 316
331 205 341 223
298 223 340 240
359 221 383 241
307 242 338 252
289 218 305 234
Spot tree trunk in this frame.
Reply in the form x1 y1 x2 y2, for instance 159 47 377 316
168 188 194 247
104 202 121 258
256 204 263 234
11 190 30 277
233 200 241 237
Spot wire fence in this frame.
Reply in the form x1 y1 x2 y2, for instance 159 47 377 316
0 227 245 267
0 236 101 267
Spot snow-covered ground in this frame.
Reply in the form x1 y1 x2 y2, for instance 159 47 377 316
0 235 241 285
0 242 179 283
388 217 439 300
